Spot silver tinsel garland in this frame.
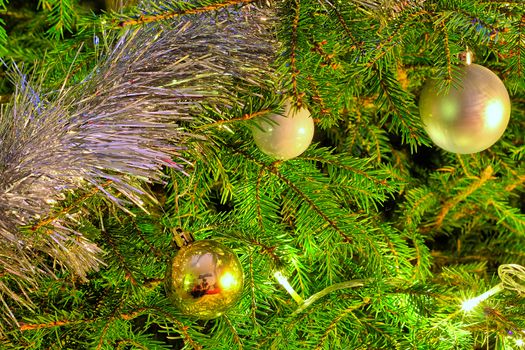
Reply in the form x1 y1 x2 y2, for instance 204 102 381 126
0 3 275 327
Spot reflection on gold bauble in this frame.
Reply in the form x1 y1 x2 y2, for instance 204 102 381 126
165 240 243 319
419 64 511 154
252 100 314 160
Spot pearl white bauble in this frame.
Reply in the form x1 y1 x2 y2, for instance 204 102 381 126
251 101 314 160
419 63 511 154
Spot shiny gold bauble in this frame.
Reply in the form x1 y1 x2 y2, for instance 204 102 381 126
165 240 243 319
419 63 511 154
252 100 314 160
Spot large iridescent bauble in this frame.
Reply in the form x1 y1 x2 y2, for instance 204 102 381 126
252 100 314 160
419 63 511 154
165 240 243 319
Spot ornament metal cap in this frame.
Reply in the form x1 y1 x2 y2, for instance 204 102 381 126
459 48 474 65
171 228 195 248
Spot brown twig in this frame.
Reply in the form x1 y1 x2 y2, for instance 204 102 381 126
100 228 139 285
434 166 494 229
290 0 304 105
197 108 272 131
118 0 256 27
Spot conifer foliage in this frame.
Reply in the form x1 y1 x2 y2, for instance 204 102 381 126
0 0 524 349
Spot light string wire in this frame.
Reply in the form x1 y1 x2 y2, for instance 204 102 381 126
274 265 525 323
462 264 525 312
273 271 367 315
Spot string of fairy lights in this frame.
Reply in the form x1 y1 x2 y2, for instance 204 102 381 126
462 264 525 312
274 264 525 346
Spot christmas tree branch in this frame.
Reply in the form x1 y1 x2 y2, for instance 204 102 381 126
256 167 268 230
307 76 331 116
288 0 303 105
506 174 525 192
300 155 393 188
100 229 139 285
131 220 166 261
407 233 430 281
373 64 425 146
118 0 257 27
319 0 360 49
20 319 84 331
248 253 259 325
438 20 453 82
269 165 353 243
114 339 147 350
367 10 427 68
196 108 273 131
315 303 363 349
96 299 126 350
434 165 494 228
222 316 243 348
20 305 199 348
486 201 525 234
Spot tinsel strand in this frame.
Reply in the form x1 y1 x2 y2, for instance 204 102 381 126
0 2 276 331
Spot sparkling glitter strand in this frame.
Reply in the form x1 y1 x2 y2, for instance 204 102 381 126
0 3 276 329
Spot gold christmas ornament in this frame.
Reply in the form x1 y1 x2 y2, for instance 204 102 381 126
252 100 314 160
165 240 243 319
419 63 511 154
